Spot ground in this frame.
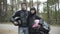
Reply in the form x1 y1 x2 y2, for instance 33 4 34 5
0 24 60 34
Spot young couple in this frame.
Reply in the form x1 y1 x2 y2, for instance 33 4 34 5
10 3 50 34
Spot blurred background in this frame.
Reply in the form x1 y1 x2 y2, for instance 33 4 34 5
0 0 60 34
0 0 60 25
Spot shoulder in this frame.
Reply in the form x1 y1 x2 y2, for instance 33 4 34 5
17 10 22 12
28 11 30 13
27 10 30 12
25 11 30 15
35 15 41 19
26 10 30 12
15 10 22 13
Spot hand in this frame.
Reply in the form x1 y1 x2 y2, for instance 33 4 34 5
13 21 18 26
38 25 41 29
14 21 18 24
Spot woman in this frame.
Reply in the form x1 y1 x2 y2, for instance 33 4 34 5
27 7 36 34
27 7 41 34
28 7 50 34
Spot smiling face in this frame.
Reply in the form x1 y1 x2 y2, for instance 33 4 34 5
21 3 27 10
31 10 35 14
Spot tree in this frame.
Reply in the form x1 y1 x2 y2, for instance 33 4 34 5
42 0 60 25
48 0 58 6
0 0 7 22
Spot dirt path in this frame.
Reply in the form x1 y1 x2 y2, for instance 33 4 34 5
0 24 60 34
49 26 60 34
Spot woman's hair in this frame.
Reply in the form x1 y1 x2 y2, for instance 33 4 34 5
30 7 36 14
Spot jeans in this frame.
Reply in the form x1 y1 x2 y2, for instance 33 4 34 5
18 27 29 34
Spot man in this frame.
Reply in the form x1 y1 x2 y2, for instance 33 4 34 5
10 3 29 34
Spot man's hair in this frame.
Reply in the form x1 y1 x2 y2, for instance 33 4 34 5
21 3 27 6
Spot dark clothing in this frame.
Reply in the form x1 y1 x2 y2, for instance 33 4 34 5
27 13 41 34
28 13 50 34
10 10 29 27
27 13 41 27
28 7 50 34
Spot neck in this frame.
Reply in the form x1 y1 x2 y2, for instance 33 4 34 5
21 8 26 10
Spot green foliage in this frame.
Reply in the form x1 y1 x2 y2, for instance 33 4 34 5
48 0 58 6
42 0 60 25
42 10 60 25
5 10 13 22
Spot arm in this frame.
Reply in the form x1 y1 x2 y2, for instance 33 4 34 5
10 11 20 24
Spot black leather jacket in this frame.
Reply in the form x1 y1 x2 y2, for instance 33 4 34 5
10 10 29 27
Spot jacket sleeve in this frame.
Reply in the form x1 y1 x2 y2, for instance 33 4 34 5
10 11 19 23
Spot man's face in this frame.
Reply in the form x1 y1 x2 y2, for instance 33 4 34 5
31 10 35 14
21 4 26 10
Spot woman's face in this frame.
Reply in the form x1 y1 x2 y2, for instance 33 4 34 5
31 10 35 14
